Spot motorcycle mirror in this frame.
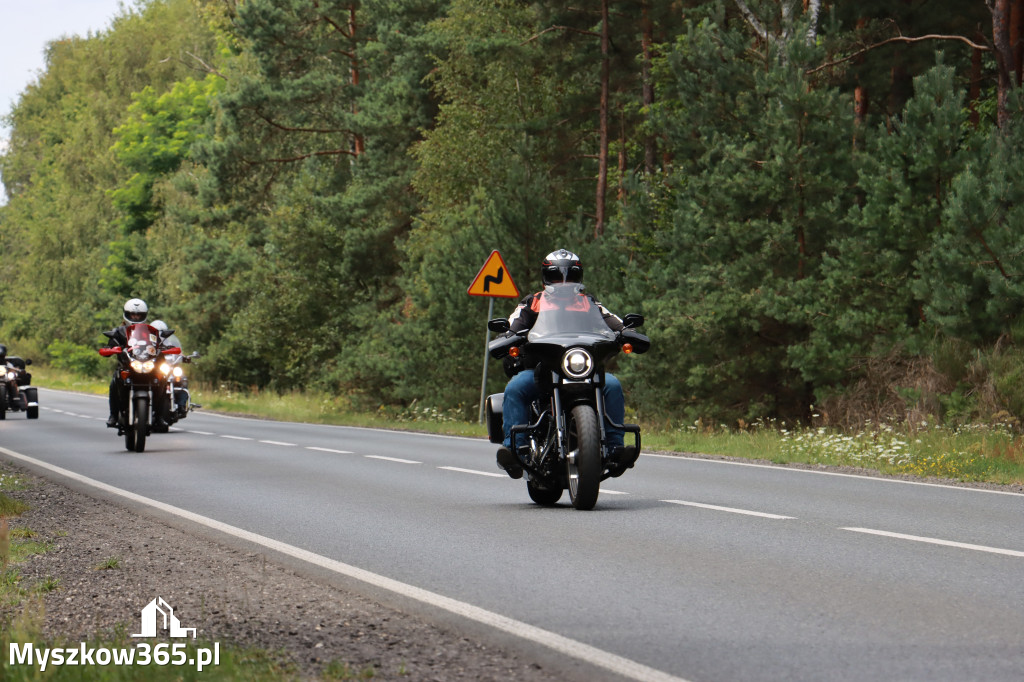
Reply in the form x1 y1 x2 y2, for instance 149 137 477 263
622 313 644 329
24 359 32 366
488 318 511 334
102 330 117 339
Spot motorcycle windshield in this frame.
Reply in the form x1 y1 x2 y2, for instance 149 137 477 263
527 284 617 344
126 323 159 361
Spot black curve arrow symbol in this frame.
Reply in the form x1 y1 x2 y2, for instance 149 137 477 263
483 267 504 292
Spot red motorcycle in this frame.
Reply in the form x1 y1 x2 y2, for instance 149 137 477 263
99 323 180 452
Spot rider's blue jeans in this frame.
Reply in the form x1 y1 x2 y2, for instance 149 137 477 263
502 370 625 450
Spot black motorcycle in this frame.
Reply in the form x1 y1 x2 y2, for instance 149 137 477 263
485 283 650 510
99 323 180 452
1 356 39 420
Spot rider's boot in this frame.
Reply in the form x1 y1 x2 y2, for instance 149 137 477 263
608 445 639 477
496 446 523 480
106 414 118 428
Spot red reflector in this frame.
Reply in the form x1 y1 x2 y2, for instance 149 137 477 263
120 370 130 379
509 347 520 358
623 344 633 354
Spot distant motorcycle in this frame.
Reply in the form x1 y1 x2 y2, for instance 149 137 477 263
485 282 650 510
0 356 39 420
99 323 180 452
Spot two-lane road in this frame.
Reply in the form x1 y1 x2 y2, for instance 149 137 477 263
2 388 1023 682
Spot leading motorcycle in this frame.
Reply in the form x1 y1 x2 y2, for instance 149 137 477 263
99 323 180 452
485 283 650 510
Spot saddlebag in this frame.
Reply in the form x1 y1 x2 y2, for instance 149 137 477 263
485 393 504 445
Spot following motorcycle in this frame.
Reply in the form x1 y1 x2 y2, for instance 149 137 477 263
485 282 650 510
1 356 39 420
156 350 201 429
99 323 180 452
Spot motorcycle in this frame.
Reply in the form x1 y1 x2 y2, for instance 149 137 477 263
485 283 650 510
0 356 39 420
99 323 180 452
156 351 201 429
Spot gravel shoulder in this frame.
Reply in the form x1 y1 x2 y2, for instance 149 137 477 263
0 459 565 681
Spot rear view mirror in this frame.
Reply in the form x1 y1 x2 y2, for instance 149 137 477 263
488 318 510 334
622 313 644 329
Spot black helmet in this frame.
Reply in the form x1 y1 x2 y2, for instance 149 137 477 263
541 249 583 285
0 344 6 360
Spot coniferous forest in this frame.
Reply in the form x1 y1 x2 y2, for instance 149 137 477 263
2 0 1023 428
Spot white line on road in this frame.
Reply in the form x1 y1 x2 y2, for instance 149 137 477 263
220 435 252 441
842 527 1024 558
365 455 420 464
259 440 297 447
601 489 630 495
662 500 796 520
305 446 354 454
0 445 692 682
439 466 506 478
188 430 215 435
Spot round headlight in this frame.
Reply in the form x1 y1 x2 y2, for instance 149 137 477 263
172 366 184 378
159 363 172 376
562 348 593 379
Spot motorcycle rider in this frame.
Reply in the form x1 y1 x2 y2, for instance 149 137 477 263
105 298 153 428
495 249 638 479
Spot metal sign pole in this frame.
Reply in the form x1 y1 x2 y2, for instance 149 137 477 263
478 297 494 424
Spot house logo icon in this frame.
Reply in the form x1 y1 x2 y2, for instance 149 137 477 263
131 597 197 639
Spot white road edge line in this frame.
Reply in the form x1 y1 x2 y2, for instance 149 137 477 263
188 430 215 436
662 500 795 520
842 527 1024 558
652 454 1024 497
0 445 691 682
259 440 297 447
365 455 420 464
439 466 506 478
220 435 252 441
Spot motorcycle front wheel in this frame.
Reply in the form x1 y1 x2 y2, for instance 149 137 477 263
566 404 601 510
125 394 149 453
0 384 7 419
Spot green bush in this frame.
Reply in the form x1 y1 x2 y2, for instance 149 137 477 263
46 340 106 378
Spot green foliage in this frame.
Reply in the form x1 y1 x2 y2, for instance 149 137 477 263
46 340 107 378
2 0 1022 427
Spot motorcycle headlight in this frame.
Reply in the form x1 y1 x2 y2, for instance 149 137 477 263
172 366 184 379
130 360 156 373
159 363 172 377
561 348 593 379
6 371 16 381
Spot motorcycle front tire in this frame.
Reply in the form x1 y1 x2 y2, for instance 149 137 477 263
0 384 6 419
566 404 602 510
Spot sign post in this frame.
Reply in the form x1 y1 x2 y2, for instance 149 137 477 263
468 251 520 423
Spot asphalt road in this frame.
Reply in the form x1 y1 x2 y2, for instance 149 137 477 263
2 388 1023 682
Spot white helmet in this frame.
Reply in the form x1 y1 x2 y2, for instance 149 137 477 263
123 298 148 325
151 319 168 332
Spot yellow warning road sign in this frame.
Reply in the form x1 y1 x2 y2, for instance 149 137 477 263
468 250 520 298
